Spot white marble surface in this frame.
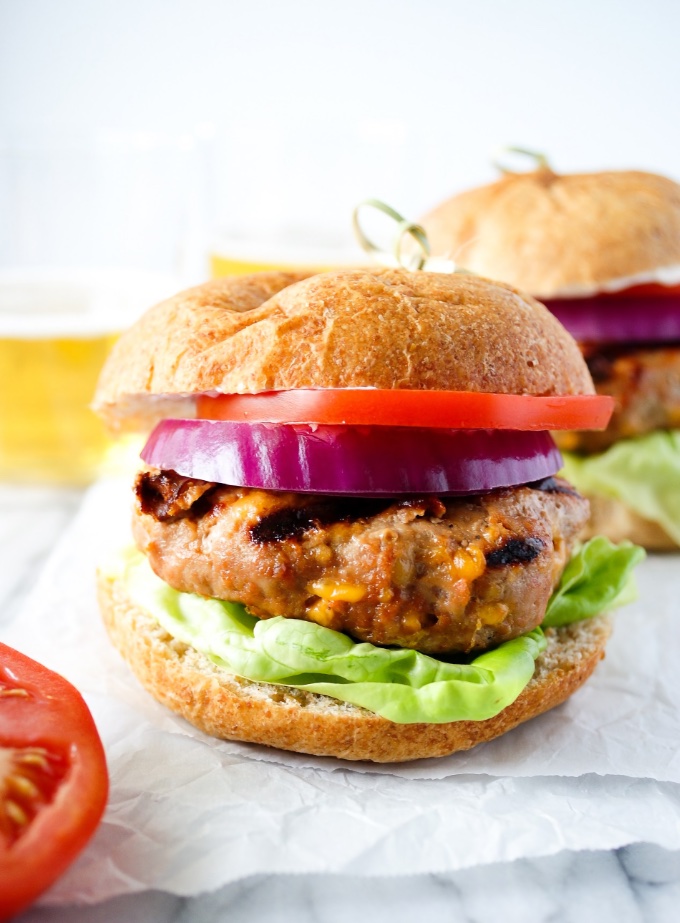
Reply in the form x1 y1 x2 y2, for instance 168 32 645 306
2 486 680 922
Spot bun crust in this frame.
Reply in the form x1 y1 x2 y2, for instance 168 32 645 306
579 492 678 551
98 569 611 763
94 268 592 429
421 169 680 298
94 272 310 431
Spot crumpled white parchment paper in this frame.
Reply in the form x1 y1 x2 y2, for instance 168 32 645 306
3 478 680 904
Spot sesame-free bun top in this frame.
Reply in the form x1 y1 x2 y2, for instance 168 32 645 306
421 168 680 299
94 267 593 431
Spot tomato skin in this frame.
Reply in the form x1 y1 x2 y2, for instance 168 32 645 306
0 644 108 921
196 389 614 431
605 282 680 297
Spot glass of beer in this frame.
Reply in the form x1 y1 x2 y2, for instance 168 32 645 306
0 270 173 485
210 237 362 279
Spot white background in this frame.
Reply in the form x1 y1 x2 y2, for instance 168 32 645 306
3 6 680 917
1 0 679 275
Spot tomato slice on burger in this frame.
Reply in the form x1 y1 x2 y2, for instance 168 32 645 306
0 644 108 921
196 389 613 431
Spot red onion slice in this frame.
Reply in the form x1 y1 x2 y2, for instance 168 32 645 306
141 420 563 495
544 294 680 343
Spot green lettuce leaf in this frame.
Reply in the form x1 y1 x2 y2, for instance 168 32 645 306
561 430 680 544
113 548 544 724
542 537 645 627
108 533 642 725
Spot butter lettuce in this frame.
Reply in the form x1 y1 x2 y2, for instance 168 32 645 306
111 535 641 725
561 430 680 544
543 537 645 627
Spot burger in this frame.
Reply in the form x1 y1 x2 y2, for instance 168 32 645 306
94 268 642 762
422 164 680 550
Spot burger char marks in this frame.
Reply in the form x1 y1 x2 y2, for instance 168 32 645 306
528 476 581 498
250 496 447 544
250 498 391 544
136 470 449 535
485 537 545 567
136 470 218 523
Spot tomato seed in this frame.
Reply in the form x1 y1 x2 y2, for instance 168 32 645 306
4 799 28 828
7 774 40 800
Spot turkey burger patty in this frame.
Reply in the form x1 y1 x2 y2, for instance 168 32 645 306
557 343 680 454
134 469 588 655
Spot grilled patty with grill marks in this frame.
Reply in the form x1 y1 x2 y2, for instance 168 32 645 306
133 470 589 655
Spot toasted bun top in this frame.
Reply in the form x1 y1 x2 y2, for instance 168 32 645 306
421 169 680 298
94 267 593 430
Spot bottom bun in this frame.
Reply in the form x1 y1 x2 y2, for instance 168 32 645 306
98 570 612 763
581 493 678 552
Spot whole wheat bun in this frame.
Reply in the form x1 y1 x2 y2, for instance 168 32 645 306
421 168 680 299
579 493 678 552
94 267 593 431
95 271 309 432
98 569 611 763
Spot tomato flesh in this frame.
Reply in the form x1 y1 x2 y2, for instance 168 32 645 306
604 282 680 297
196 389 614 431
0 644 108 921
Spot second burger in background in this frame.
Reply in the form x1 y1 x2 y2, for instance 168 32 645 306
422 160 680 550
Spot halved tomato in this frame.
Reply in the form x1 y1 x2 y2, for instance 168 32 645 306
0 644 108 921
196 389 614 431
